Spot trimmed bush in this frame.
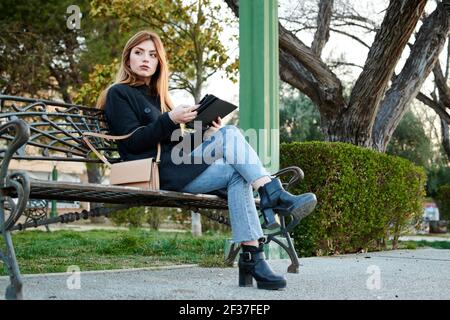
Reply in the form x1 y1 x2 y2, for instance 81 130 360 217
435 184 450 221
280 141 426 257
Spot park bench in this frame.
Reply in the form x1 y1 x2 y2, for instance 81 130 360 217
0 94 306 300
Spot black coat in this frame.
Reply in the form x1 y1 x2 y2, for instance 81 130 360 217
104 83 210 191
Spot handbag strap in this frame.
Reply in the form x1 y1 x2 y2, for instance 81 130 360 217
82 126 161 166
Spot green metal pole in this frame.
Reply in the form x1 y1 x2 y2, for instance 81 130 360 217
51 165 58 217
239 0 279 173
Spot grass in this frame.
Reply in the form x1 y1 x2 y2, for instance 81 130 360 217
395 240 450 250
0 229 232 276
419 233 450 238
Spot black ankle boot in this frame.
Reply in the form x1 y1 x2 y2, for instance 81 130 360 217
238 243 287 290
258 178 317 220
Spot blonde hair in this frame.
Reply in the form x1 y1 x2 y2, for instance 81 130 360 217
97 30 174 113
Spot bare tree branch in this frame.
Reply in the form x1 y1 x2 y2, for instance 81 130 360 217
311 0 334 56
434 62 450 108
279 49 321 106
417 92 450 123
171 73 195 95
446 35 450 79
421 106 441 143
278 24 336 87
333 14 378 27
331 21 377 32
279 23 346 116
204 68 219 79
290 26 316 34
329 27 371 48
288 24 372 48
328 61 364 70
224 0 238 17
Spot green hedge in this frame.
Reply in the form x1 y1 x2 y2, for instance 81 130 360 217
280 141 426 257
435 184 450 221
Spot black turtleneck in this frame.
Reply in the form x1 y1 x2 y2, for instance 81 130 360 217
104 83 210 191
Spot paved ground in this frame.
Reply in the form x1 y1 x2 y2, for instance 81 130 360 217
1 248 449 300
399 235 450 242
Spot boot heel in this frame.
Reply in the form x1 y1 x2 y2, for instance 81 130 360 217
239 269 253 287
261 208 280 229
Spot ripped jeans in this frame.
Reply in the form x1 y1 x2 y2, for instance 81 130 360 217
180 125 270 243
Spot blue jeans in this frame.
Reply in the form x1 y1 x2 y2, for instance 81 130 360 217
180 125 270 243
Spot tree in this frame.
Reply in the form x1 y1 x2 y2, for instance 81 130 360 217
386 111 433 168
426 165 450 197
279 83 325 143
0 0 93 102
91 0 238 103
74 60 119 106
224 0 449 151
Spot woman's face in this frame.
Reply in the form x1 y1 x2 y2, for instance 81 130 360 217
128 39 159 82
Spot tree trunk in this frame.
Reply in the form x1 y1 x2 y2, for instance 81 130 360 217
372 1 450 151
193 77 202 104
86 163 105 223
193 0 204 105
334 0 427 147
442 118 450 162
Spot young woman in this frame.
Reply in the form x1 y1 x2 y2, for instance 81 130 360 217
98 30 317 290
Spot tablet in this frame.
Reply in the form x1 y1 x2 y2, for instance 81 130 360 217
186 94 238 129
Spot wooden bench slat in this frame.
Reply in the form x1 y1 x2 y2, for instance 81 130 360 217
4 179 250 210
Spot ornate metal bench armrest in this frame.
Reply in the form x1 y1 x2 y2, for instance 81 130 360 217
0 119 30 184
271 166 304 191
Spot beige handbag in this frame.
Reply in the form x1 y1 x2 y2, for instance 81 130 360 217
82 127 160 190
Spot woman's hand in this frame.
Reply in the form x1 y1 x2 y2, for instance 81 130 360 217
168 104 199 124
203 116 223 139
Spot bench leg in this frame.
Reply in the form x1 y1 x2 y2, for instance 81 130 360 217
265 216 300 273
0 230 23 300
1 200 24 300
225 242 241 266
0 172 30 300
269 229 300 273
